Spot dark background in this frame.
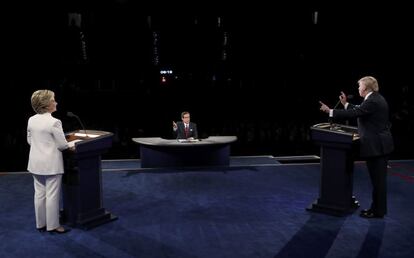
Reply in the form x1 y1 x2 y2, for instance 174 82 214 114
1 4 413 171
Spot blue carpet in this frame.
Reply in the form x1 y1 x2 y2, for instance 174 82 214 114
1 160 413 257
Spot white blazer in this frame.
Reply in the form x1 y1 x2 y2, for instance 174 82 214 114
27 113 69 175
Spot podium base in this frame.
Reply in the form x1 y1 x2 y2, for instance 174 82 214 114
306 197 359 217
61 210 118 230
78 211 118 230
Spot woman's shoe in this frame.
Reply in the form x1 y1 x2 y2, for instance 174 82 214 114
36 226 47 232
47 227 71 234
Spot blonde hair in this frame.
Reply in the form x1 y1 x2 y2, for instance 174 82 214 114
31 89 55 114
358 76 379 92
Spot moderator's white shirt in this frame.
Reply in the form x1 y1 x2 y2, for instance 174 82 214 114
27 113 69 175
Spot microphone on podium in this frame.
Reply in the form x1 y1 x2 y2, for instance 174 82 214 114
333 94 354 109
329 94 354 128
67 111 87 136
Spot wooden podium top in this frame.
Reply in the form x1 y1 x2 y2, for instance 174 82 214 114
65 130 113 150
311 123 359 141
66 130 111 141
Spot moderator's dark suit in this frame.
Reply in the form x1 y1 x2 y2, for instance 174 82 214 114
333 92 394 216
174 122 198 139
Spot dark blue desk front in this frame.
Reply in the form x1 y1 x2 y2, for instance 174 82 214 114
132 136 237 168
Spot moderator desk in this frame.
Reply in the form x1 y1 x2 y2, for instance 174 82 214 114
132 136 237 168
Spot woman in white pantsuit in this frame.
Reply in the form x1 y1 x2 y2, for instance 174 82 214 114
27 89 71 234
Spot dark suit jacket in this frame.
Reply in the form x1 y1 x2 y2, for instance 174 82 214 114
333 92 394 157
174 121 198 139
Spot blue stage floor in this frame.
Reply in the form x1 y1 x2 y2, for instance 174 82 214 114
1 157 413 258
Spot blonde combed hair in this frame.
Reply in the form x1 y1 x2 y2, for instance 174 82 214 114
31 90 54 114
358 76 379 92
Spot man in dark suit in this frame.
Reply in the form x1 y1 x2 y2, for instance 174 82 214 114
172 111 198 139
319 76 394 218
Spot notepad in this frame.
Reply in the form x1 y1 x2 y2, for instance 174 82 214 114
74 133 100 138
178 139 199 143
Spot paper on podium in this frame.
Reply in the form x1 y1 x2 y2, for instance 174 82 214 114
68 139 82 148
74 133 100 138
178 139 200 143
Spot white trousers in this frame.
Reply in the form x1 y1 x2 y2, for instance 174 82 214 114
32 174 62 231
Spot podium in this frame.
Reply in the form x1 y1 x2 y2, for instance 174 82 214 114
62 130 117 229
307 123 360 216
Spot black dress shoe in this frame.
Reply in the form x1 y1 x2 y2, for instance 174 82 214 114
36 226 46 232
360 211 384 219
47 227 71 234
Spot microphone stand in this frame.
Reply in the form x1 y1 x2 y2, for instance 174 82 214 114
329 94 353 130
67 112 88 137
329 100 342 130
